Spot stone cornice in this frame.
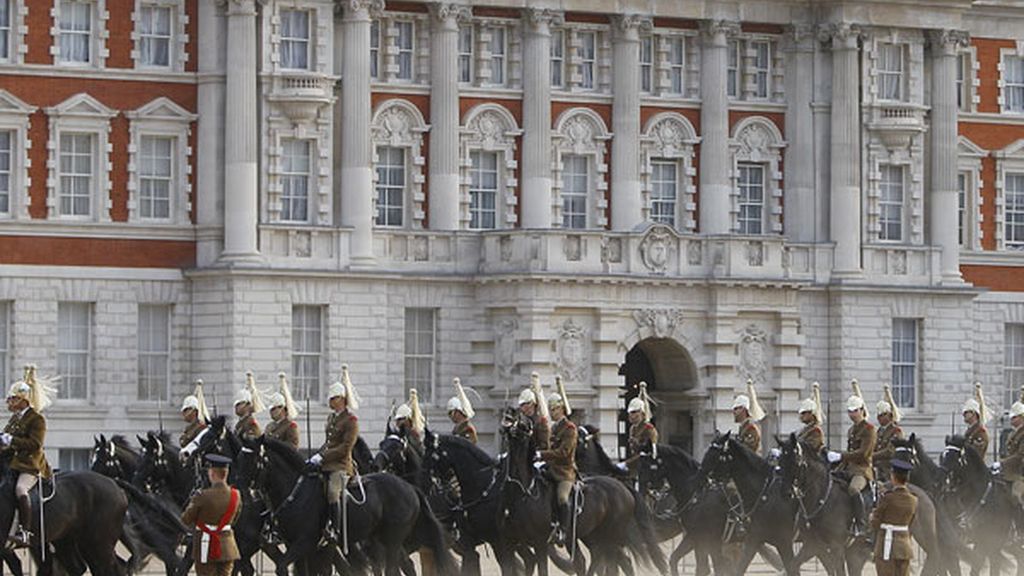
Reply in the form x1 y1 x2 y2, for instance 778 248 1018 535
699 19 741 41
927 29 971 56
817 22 863 50
428 2 471 24
524 8 565 31
337 0 385 18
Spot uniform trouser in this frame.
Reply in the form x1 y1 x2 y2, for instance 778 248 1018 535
874 559 911 576
555 480 573 505
1012 480 1024 505
15 473 37 499
848 474 868 496
195 561 234 576
327 471 349 504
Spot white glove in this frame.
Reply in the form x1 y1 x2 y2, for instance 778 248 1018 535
179 448 192 461
827 451 842 464
533 461 544 471
534 451 543 461
0 433 11 445
769 448 781 459
615 462 628 472
990 462 1002 474
308 453 323 466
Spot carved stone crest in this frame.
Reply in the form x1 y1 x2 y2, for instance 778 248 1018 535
737 325 769 386
554 319 589 383
746 241 764 266
495 318 518 379
639 226 674 274
633 309 685 339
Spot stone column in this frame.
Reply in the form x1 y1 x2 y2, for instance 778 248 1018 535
826 24 862 277
196 0 226 266
699 20 738 235
783 25 816 243
521 9 560 229
221 0 260 263
930 30 969 284
610 15 647 231
340 0 378 265
428 4 464 231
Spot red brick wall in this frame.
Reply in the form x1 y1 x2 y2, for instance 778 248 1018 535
0 236 195 268
25 0 54 65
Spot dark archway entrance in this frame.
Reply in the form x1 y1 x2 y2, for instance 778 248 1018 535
618 338 699 456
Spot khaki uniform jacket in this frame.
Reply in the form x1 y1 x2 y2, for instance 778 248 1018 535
871 484 918 562
528 412 551 451
873 423 904 475
180 420 207 448
840 419 877 481
739 419 762 456
797 423 825 455
1002 426 1024 480
181 482 242 564
627 422 658 458
265 418 300 450
2 408 51 479
965 423 989 462
452 420 478 445
233 416 261 441
540 418 577 483
320 410 358 474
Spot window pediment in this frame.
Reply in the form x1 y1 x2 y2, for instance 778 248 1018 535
46 93 116 120
0 90 36 116
126 97 196 123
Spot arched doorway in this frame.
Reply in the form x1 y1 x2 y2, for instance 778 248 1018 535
618 338 699 456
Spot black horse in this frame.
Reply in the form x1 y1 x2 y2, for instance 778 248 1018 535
133 430 193 507
574 426 629 481
92 435 142 482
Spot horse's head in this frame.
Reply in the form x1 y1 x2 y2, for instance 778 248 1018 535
636 452 668 493
375 434 410 475
776 432 816 491
235 436 268 493
940 434 976 490
91 434 124 479
700 431 736 482
891 433 919 470
134 431 174 490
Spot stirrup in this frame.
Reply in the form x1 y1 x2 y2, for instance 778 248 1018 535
7 529 32 549
548 524 565 546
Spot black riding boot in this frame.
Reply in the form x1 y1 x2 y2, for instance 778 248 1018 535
559 502 572 546
850 493 866 539
11 495 32 547
326 502 342 542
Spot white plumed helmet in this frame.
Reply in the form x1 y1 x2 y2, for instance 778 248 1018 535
877 383 902 423
518 388 536 405
233 370 266 414
447 377 475 419
181 379 210 424
847 379 868 418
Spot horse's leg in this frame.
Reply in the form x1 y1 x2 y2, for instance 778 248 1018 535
732 542 760 576
772 540 798 576
668 534 696 576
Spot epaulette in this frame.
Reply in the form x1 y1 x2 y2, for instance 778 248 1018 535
289 421 297 429
644 423 654 430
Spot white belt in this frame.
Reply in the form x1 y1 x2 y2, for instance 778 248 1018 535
880 523 909 561
199 525 232 563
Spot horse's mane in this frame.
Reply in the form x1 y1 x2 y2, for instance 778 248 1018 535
655 444 699 470
263 436 307 471
947 434 986 470
147 430 179 455
110 435 134 451
439 434 495 467
584 432 620 472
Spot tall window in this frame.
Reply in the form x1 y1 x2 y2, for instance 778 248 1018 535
59 0 92 64
0 302 8 386
1006 173 1024 249
57 302 91 400
958 171 968 247
0 131 10 215
751 41 770 99
579 31 596 90
1006 324 1024 409
878 43 904 101
562 154 588 229
137 304 170 402
650 160 677 226
370 20 380 79
668 37 684 95
139 136 172 220
550 29 564 87
0 0 10 61
737 163 764 234
879 165 905 241
726 40 739 98
1005 56 1024 113
957 53 970 112
488 26 506 86
279 10 310 70
375 146 405 227
59 133 93 217
138 4 171 67
280 139 310 223
291 305 322 400
458 25 473 83
59 448 91 471
396 21 414 81
891 318 919 408
469 151 498 230
404 308 437 402
639 36 653 93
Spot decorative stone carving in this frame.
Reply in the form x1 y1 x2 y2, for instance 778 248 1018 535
495 318 518 379
602 237 622 263
737 325 769 386
460 104 522 228
500 236 513 262
428 2 470 23
817 22 861 49
927 29 970 56
525 7 564 29
687 242 703 266
639 226 674 274
747 241 764 266
554 319 589 383
564 235 582 261
700 19 741 41
633 309 685 339
413 236 429 261
892 250 907 275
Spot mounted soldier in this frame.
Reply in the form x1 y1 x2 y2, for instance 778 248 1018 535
873 384 905 483
962 382 990 462
518 372 550 450
232 371 264 442
732 380 765 456
622 381 657 472
0 364 56 546
394 388 426 457
446 377 477 445
796 382 825 455
180 379 211 458
1002 390 1024 532
538 377 576 547
264 372 300 450
181 454 242 576
870 458 918 576
827 380 877 538
307 364 360 541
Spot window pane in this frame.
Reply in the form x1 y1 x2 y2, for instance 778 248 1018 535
0 131 9 214
396 21 414 80
580 32 595 89
1006 324 1024 408
891 318 918 408
404 308 436 402
291 306 322 400
280 10 310 70
738 163 765 234
551 30 564 87
470 151 498 230
1006 174 1024 249
375 146 405 227
650 159 677 227
562 155 588 229
60 1 91 63
727 40 738 97
57 302 90 399
879 165 905 242
458 25 473 83
137 304 170 401
59 448 92 472
0 302 8 386
281 139 311 222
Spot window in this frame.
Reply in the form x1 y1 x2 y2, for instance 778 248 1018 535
650 159 677 226
469 151 498 229
458 24 473 83
138 136 172 220
751 41 770 99
0 131 9 214
1006 173 1024 249
639 35 653 93
878 43 904 102
1007 56 1024 113
59 0 92 64
891 318 919 408
1006 324 1024 409
668 37 684 95
137 304 170 402
957 52 970 112
59 448 91 472
279 9 310 70
404 308 437 402
579 31 596 90
59 133 93 217
0 0 12 61
280 139 310 223
396 21 414 81
737 163 764 234
138 5 171 67
879 165 905 241
488 26 506 86
291 305 322 400
370 20 380 79
57 302 90 400
727 40 739 98
375 146 405 227
0 302 8 386
551 29 564 87
562 154 588 229
958 171 968 247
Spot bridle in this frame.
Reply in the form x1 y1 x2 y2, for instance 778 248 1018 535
782 440 834 525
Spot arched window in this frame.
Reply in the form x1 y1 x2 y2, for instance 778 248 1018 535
370 99 428 229
459 104 521 230
552 108 611 229
640 112 699 231
729 116 785 235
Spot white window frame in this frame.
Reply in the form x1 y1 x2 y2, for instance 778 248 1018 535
649 159 678 227
370 19 380 80
749 40 771 100
46 94 115 221
137 304 171 402
891 318 919 409
485 25 507 86
1004 172 1024 250
469 150 499 229
137 135 173 220
279 138 312 223
126 97 195 225
375 145 406 227
736 163 765 235
726 39 739 98
52 0 108 68
957 136 986 251
404 307 437 404
132 1 186 71
292 305 324 401
278 8 311 71
57 133 95 219
561 154 589 229
0 89 34 220
877 42 906 102
0 302 8 386
577 30 597 90
459 103 521 229
458 23 473 84
1006 323 1024 410
1000 49 1024 114
995 139 1024 250
640 112 698 230
550 28 565 88
371 99 428 228
57 302 91 401
667 35 685 95
394 20 415 82
552 107 610 228
639 34 653 93
878 164 906 242
0 0 26 64
729 116 784 234
265 125 330 225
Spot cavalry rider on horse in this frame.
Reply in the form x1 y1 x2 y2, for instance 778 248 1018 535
233 371 264 442
308 364 360 541
447 377 477 445
537 377 577 547
182 454 243 576
518 372 551 450
0 364 56 547
394 388 426 457
732 380 765 456
264 372 300 450
962 382 991 462
181 379 211 458
621 381 658 472
1003 394 1024 533
870 458 918 576
873 384 905 483
827 380 877 539
797 382 825 455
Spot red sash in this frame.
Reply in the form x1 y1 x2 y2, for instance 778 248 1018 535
196 488 239 562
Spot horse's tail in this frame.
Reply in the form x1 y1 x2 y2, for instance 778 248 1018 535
629 488 669 574
413 488 457 576
116 479 189 534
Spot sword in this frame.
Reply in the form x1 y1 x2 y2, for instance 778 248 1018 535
158 397 164 434
305 395 312 456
